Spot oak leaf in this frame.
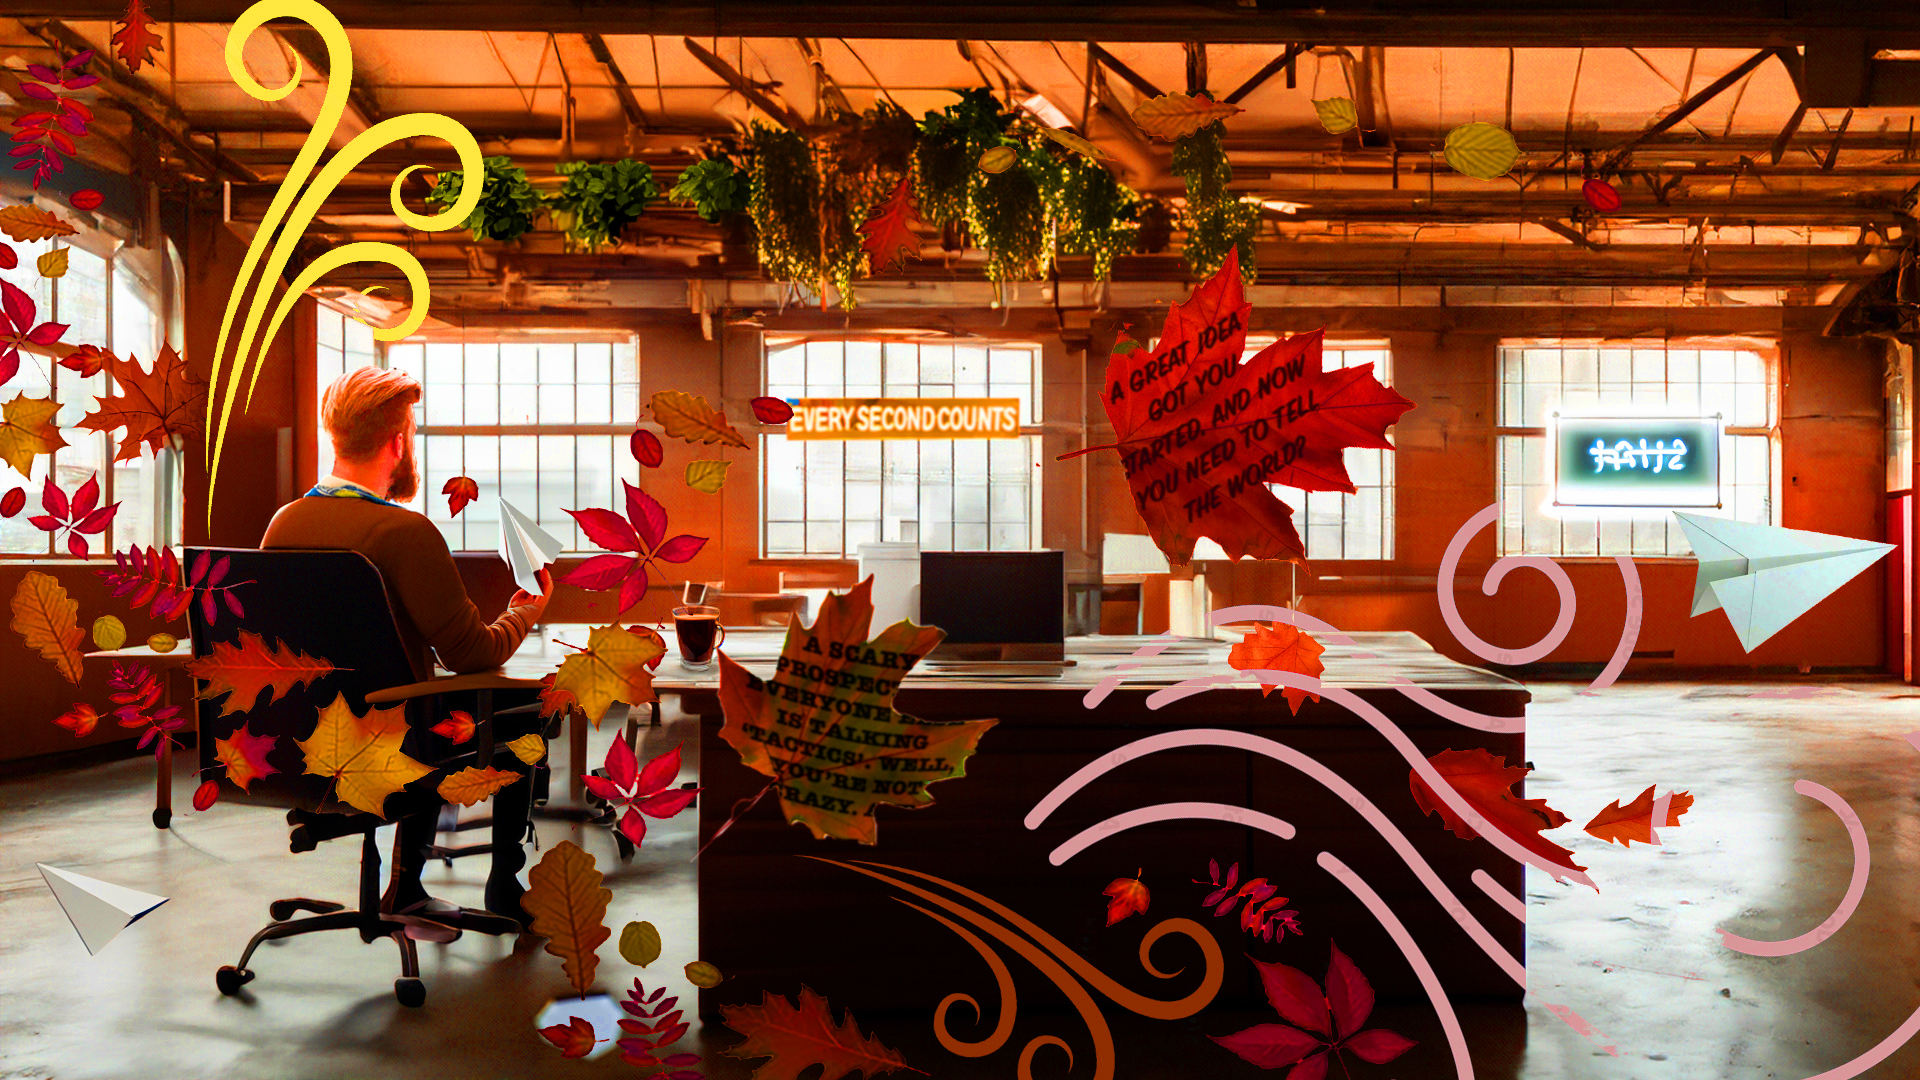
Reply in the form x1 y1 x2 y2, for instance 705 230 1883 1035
1083 249 1413 564
214 721 279 791
437 765 520 807
720 986 913 1080
54 702 99 736
112 0 164 71
296 693 435 817
524 839 613 998
1228 621 1326 714
858 177 921 274
10 570 83 683
1410 747 1585 876
75 345 207 462
539 1015 602 1059
1583 785 1693 847
0 395 67 477
651 389 748 449
1102 869 1150 925
185 630 336 717
1131 91 1244 140
0 204 77 242
718 578 996 844
551 624 664 727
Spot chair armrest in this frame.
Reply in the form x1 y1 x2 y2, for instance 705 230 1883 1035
365 671 547 704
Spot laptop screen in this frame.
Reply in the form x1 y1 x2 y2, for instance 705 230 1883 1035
918 551 1065 647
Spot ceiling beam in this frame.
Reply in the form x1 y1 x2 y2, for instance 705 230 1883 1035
1601 48 1791 172
1087 43 1163 100
583 33 648 130
1224 43 1311 105
681 37 807 130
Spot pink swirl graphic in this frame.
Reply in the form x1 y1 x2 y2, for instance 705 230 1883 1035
1081 633 1177 709
1044 802 1297 865
1717 780 1868 957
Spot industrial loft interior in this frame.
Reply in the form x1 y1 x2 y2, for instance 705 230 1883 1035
3 2 1920 1079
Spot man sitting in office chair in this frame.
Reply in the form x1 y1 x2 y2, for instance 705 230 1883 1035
262 366 551 922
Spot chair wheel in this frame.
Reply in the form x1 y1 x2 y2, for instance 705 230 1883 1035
216 966 254 995
152 807 171 829
394 977 425 1008
613 829 635 861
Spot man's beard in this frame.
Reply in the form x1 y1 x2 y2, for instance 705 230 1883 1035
387 443 419 503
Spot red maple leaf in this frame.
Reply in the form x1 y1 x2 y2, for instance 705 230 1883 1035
1101 869 1150 925
1409 747 1585 876
441 475 477 517
1071 248 1413 565
559 481 707 615
58 343 109 378
538 1015 603 1059
0 280 69 388
1212 943 1416 1078
858 178 921 274
112 0 165 72
431 709 476 744
582 739 699 848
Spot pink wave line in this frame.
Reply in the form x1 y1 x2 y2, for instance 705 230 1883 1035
1439 504 1576 666
1471 870 1527 922
1798 1006 1920 1080
1583 556 1643 693
1387 680 1526 733
1082 632 1177 709
1026 727 1527 987
1717 780 1868 957
1044 802 1297 865
1317 851 1475 1080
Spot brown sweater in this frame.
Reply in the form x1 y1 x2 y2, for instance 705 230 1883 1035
261 496 537 679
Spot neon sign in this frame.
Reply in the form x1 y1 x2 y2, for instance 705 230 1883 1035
1553 416 1721 508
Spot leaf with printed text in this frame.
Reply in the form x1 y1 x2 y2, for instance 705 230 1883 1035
0 395 67 477
75 345 207 461
1080 249 1412 565
720 986 913 1080
1583 785 1693 847
524 840 613 998
1227 621 1326 714
185 630 337 716
858 177 921 274
296 693 435 818
651 390 748 449
214 721 279 791
112 0 164 71
551 624 664 727
10 571 83 683
717 578 996 844
1410 747 1584 875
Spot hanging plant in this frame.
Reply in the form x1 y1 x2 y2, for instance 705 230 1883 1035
668 157 749 223
548 159 658 250
426 156 544 243
746 124 863 308
912 88 1009 230
1171 121 1259 282
1046 154 1139 282
1134 197 1175 254
970 140 1051 285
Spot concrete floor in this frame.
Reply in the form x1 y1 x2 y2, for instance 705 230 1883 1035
4 682 1920 1080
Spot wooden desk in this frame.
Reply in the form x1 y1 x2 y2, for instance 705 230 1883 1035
679 630 1530 1019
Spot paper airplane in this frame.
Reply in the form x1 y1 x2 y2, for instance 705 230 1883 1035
499 498 564 596
1674 513 1894 652
37 863 168 955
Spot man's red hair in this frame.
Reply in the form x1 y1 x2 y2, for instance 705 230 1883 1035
322 366 420 461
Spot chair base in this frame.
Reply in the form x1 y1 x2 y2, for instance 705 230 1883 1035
215 899 522 1006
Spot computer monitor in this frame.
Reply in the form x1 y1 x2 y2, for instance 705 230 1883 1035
919 551 1066 661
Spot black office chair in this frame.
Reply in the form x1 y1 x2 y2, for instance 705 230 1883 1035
187 548 531 1007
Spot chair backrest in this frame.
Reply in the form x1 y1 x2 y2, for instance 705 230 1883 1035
186 548 441 817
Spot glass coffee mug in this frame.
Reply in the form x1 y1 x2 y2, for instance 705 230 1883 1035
672 605 727 669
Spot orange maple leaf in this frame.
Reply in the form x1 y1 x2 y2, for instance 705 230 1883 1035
75 346 207 463
184 629 337 717
54 702 99 736
720 986 916 1080
1075 248 1414 565
214 721 279 791
1410 747 1586 875
859 178 921 274
550 624 663 727
112 0 164 72
1583 785 1694 847
295 693 435 818
1102 868 1150 925
1227 621 1326 714
431 709 476 744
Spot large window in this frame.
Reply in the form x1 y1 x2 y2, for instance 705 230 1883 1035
1248 339 1395 561
1498 342 1775 556
312 315 640 553
1 236 177 557
761 338 1041 557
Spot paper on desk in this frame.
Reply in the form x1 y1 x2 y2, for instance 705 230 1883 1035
499 498 564 596
1674 512 1894 652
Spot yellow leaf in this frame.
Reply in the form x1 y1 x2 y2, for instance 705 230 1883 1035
977 145 1017 173
437 765 520 807
552 624 663 727
295 693 435 818
651 390 748 449
1131 91 1244 141
507 733 547 765
685 459 730 493
147 632 178 653
0 395 68 478
36 247 68 279
9 571 84 684
1313 97 1359 134
1037 126 1107 161
91 614 127 651
0 204 77 242
620 920 661 967
1443 121 1521 180
524 840 612 998
685 959 724 988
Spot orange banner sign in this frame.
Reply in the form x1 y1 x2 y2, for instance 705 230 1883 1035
784 398 1022 440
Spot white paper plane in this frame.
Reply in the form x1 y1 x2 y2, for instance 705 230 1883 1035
499 498 564 596
37 863 168 955
1674 512 1894 652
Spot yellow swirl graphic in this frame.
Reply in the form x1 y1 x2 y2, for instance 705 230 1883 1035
206 0 484 518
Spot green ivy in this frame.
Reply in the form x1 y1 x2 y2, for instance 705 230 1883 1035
1047 154 1139 282
1171 121 1259 282
668 157 749 223
913 88 1009 230
425 155 544 243
746 124 862 307
549 160 658 250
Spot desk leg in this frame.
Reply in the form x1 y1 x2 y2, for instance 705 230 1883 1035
569 711 587 803
153 737 172 829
